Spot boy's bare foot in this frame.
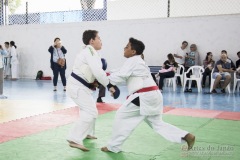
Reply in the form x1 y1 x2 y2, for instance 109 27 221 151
86 135 97 139
183 133 195 150
101 147 111 152
69 142 90 152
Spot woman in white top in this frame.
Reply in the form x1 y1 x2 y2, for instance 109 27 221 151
10 41 19 80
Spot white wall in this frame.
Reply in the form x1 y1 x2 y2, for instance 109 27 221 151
107 0 168 20
171 0 240 17
0 14 240 79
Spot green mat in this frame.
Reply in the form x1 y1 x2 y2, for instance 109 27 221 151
0 112 240 160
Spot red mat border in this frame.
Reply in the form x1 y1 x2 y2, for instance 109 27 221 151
0 103 239 144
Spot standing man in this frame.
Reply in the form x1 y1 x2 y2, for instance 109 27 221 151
97 84 106 103
97 58 107 103
174 41 188 85
101 38 195 153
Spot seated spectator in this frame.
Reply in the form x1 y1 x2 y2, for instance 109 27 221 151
158 53 178 92
211 53 234 93
236 51 240 69
202 52 215 87
236 51 240 79
236 67 240 79
184 44 200 92
221 50 236 70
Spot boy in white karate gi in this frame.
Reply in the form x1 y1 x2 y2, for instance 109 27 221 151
101 38 195 153
66 30 116 151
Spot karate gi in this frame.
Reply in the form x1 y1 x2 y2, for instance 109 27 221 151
4 48 11 77
66 45 109 145
10 46 19 79
0 49 7 95
106 55 189 153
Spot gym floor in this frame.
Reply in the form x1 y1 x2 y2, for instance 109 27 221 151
0 79 239 160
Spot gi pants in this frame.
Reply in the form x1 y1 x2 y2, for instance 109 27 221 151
107 102 188 153
11 63 19 79
66 81 97 145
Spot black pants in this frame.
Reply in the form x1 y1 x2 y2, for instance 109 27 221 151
151 73 157 85
185 67 192 78
184 66 196 87
158 71 175 90
98 84 106 98
52 63 66 86
177 67 184 85
202 68 211 86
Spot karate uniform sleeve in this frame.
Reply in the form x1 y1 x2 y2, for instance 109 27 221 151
11 47 17 62
85 51 109 87
109 58 135 85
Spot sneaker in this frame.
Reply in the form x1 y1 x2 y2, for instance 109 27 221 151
211 89 217 94
0 95 7 99
221 89 226 93
53 89 57 91
63 89 66 91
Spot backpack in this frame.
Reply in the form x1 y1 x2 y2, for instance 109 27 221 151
36 70 43 80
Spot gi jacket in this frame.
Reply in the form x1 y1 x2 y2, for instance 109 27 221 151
68 45 109 88
109 55 163 116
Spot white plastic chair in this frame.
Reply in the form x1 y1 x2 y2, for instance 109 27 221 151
209 69 231 93
165 76 177 91
175 64 185 86
156 71 176 91
183 66 204 93
233 71 240 93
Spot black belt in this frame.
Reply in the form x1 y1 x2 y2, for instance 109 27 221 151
71 72 92 89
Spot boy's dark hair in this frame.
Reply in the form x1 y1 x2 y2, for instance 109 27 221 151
4 42 9 45
82 30 98 45
54 37 60 42
237 51 240 56
129 37 145 55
